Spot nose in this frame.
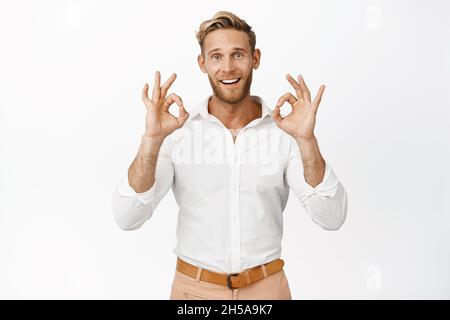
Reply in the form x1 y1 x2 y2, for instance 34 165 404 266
221 56 236 73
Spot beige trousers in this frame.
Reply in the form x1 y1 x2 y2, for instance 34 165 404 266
170 268 292 300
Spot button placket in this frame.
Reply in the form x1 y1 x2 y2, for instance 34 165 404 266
230 145 241 273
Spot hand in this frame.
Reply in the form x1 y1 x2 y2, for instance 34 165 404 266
272 74 325 140
141 71 189 140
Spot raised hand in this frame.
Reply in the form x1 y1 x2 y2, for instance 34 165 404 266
271 74 325 140
141 71 189 139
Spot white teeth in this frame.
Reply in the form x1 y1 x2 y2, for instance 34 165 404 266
220 78 240 84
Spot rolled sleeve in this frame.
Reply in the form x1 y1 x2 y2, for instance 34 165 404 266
285 139 348 231
117 173 156 205
112 136 174 231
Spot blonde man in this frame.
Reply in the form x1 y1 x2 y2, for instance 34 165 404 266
112 11 348 300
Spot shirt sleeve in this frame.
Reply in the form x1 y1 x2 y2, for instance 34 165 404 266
285 137 348 230
112 137 175 230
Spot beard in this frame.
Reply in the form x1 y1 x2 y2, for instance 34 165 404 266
207 70 253 105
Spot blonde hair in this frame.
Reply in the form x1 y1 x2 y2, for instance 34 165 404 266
196 11 256 56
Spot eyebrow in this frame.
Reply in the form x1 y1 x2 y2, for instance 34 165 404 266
207 47 247 55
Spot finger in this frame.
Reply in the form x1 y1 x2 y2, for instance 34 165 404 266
142 83 150 103
160 73 177 98
162 93 183 111
176 104 190 128
151 70 161 103
298 75 311 102
312 85 326 111
286 74 304 100
271 104 283 123
276 92 297 108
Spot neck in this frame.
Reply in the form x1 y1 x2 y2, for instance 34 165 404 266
208 94 262 129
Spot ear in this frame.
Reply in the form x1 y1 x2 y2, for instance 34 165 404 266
197 54 207 73
252 48 261 70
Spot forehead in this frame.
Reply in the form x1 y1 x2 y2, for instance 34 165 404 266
203 29 251 53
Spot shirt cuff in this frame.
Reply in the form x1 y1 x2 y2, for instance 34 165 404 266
300 162 339 198
117 173 155 204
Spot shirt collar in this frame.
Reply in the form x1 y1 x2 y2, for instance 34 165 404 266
190 95 273 121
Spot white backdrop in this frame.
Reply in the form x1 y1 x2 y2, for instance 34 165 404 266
0 0 449 299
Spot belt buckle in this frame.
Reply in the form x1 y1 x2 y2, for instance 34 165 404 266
226 273 238 290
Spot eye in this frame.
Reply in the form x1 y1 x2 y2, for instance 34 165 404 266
212 54 221 61
235 52 243 58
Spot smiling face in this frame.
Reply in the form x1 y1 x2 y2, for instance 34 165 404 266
198 28 261 104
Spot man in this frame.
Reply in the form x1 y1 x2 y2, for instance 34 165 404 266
112 11 347 300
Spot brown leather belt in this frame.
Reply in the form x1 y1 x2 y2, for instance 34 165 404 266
176 257 285 290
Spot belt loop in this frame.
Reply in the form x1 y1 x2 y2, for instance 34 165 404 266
261 264 268 278
195 267 203 282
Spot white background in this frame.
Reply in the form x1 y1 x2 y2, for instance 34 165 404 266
0 0 449 299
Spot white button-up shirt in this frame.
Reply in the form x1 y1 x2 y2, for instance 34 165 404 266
112 95 348 274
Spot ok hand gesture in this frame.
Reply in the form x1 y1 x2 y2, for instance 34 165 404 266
142 71 189 140
272 74 325 140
